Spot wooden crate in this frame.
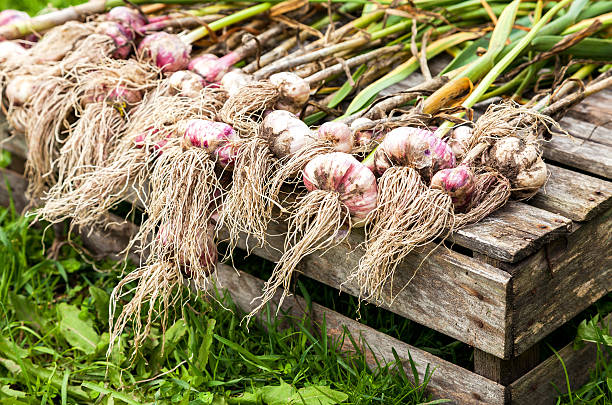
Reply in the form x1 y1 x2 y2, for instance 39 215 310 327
1 83 611 404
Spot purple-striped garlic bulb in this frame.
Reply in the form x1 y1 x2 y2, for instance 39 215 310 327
431 166 476 212
189 51 241 83
96 21 133 59
303 152 378 223
138 32 191 73
134 127 173 154
167 70 204 98
0 10 28 26
107 86 142 105
81 84 141 107
182 119 238 165
106 6 146 35
269 72 310 114
221 69 253 97
260 110 316 158
317 122 353 153
367 127 455 177
484 136 546 199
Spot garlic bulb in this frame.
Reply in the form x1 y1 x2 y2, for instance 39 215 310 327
368 127 455 177
260 110 316 157
484 136 546 199
303 152 378 221
317 122 353 153
431 166 476 212
269 72 310 114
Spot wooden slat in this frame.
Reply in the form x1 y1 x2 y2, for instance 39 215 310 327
529 164 612 222
213 263 507 405
510 313 612 404
511 206 612 356
227 223 515 359
543 124 612 180
565 88 612 134
452 201 572 263
474 345 540 386
560 116 612 147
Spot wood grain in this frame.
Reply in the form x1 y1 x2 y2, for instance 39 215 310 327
528 164 612 222
542 129 612 180
225 222 515 358
511 206 612 356
474 345 540 386
213 263 507 405
452 201 572 263
565 88 612 134
510 313 612 404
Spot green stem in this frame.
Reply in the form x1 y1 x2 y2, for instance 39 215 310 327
181 3 272 44
532 63 597 111
437 0 574 136
342 31 478 118
479 69 528 101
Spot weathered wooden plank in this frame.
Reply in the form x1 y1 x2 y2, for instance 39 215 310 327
511 206 612 356
528 164 612 222
0 167 31 214
474 345 540 386
565 87 612 134
560 116 612 147
452 201 572 263
213 263 507 405
509 313 612 404
227 223 514 358
542 129 612 180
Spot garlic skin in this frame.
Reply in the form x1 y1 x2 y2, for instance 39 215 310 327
138 32 191 73
0 41 26 64
368 127 455 177
106 6 146 34
431 166 476 212
0 10 28 26
183 119 236 154
260 110 316 157
5 75 37 106
303 152 378 222
269 72 310 113
96 21 132 59
484 136 546 199
190 51 241 83
107 86 142 105
167 70 204 98
351 117 376 147
221 69 253 97
317 122 353 153
448 125 473 160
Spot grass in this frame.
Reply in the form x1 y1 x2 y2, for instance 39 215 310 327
0 200 441 404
